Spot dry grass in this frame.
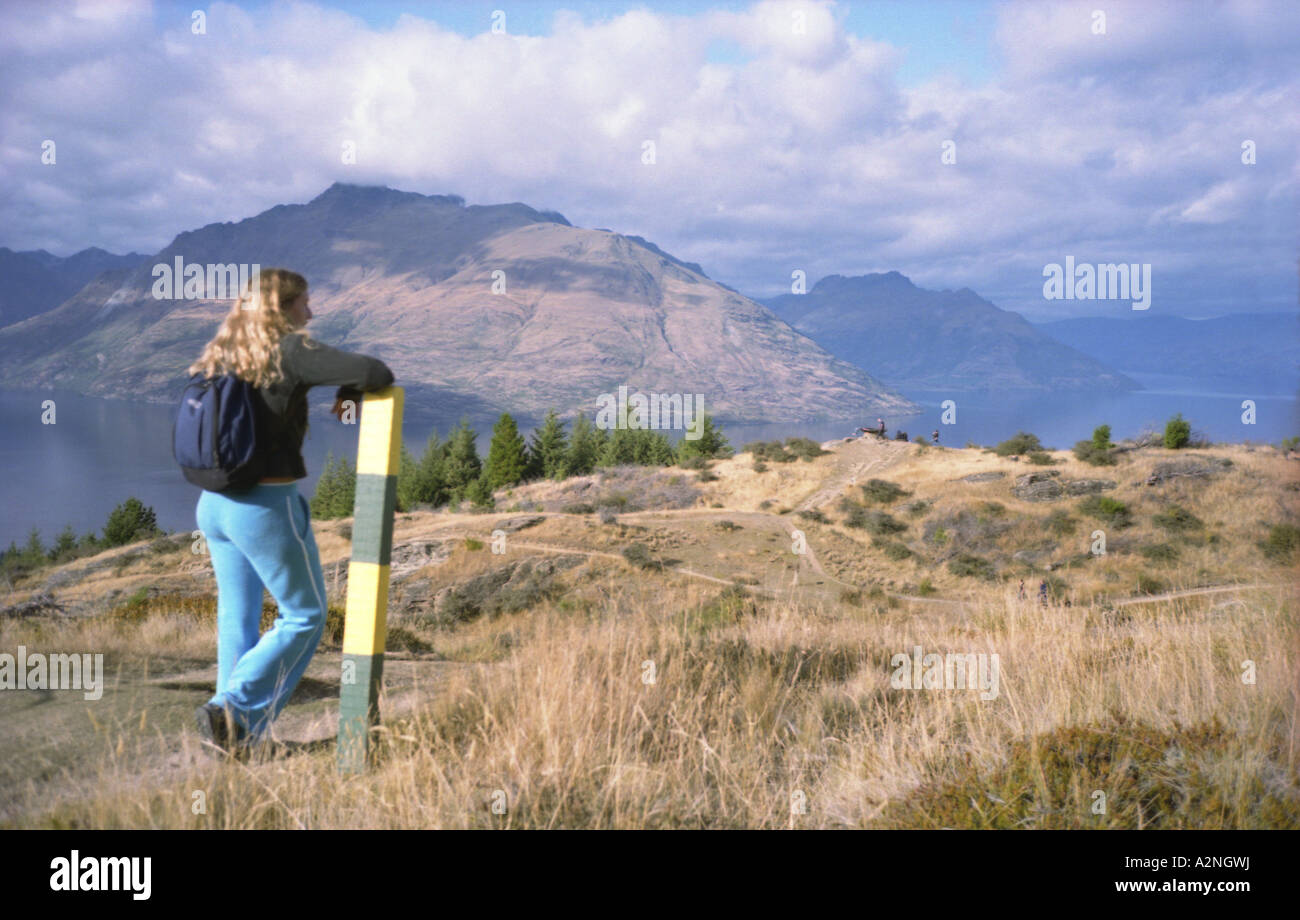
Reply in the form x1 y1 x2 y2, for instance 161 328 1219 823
3 440 1297 828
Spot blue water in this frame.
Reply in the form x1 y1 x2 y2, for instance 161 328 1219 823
1 376 1296 549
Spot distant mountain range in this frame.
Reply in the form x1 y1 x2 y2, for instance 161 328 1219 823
0 184 914 425
763 272 1137 393
1035 313 1299 393
0 247 147 328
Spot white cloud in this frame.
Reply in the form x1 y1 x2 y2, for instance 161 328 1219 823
0 0 1295 317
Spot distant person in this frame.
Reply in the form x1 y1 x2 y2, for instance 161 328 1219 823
877 418 886 437
1039 580 1048 605
187 268 394 753
1018 579 1026 601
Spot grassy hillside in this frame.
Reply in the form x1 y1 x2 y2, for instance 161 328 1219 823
2 436 1296 828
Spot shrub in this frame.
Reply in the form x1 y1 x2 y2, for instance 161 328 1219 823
1137 573 1167 595
846 509 906 536
860 479 911 505
102 497 162 547
995 432 1043 456
1261 523 1300 561
906 500 931 517
1073 425 1116 465
1153 505 1203 532
874 538 913 561
784 437 828 461
463 538 484 551
745 437 828 464
798 509 829 524
621 543 662 571
561 502 595 515
1078 495 1132 528
949 554 996 580
1163 413 1191 449
1027 451 1057 465
1045 510 1076 536
917 577 935 596
1140 542 1180 563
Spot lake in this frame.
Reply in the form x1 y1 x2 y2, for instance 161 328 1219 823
1 375 1296 550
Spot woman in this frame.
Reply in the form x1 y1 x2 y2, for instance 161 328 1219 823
188 268 394 753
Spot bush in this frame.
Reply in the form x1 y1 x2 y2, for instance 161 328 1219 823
1045 510 1076 536
102 497 161 547
1137 573 1167 595
846 509 906 536
1027 451 1057 465
621 543 662 570
860 479 911 505
995 431 1043 456
1164 414 1192 449
1153 505 1203 532
949 554 996 580
1078 495 1132 528
746 437 828 463
1261 523 1300 561
1073 425 1116 465
463 538 484 551
874 538 913 561
1140 542 1180 563
917 577 935 597
561 502 595 515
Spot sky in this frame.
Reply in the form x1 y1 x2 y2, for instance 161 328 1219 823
1 0 1296 320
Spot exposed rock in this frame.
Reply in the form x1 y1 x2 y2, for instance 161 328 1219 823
1014 471 1116 502
1141 456 1233 486
1 591 68 618
1065 479 1117 496
959 472 1005 483
389 540 452 583
496 515 545 533
427 555 583 625
1012 473 1064 502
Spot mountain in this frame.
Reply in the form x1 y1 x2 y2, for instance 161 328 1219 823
1035 313 1299 392
764 272 1137 393
0 247 148 328
0 183 915 424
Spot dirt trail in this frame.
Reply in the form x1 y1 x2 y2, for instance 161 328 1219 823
794 437 908 512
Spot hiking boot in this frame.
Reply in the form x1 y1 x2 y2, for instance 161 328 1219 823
196 701 247 753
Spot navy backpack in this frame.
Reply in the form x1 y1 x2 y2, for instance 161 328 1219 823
172 373 271 492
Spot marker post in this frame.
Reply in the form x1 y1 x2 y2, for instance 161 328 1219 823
337 386 403 774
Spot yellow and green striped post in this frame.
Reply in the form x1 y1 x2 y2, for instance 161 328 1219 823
337 386 403 774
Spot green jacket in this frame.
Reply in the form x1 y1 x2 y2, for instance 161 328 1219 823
256 332 394 479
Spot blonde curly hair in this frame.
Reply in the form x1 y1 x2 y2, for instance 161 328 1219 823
187 267 314 386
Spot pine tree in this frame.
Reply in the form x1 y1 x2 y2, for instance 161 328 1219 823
443 418 482 501
51 523 78 561
677 413 732 462
22 527 45 563
525 409 569 480
311 451 341 518
332 454 358 518
484 413 528 489
396 443 419 513
465 473 495 509
566 414 602 477
102 497 160 547
414 432 448 507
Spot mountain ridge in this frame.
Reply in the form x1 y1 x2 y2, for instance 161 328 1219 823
764 271 1137 393
0 183 915 425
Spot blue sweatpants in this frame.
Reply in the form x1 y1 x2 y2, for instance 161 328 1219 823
195 482 328 740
